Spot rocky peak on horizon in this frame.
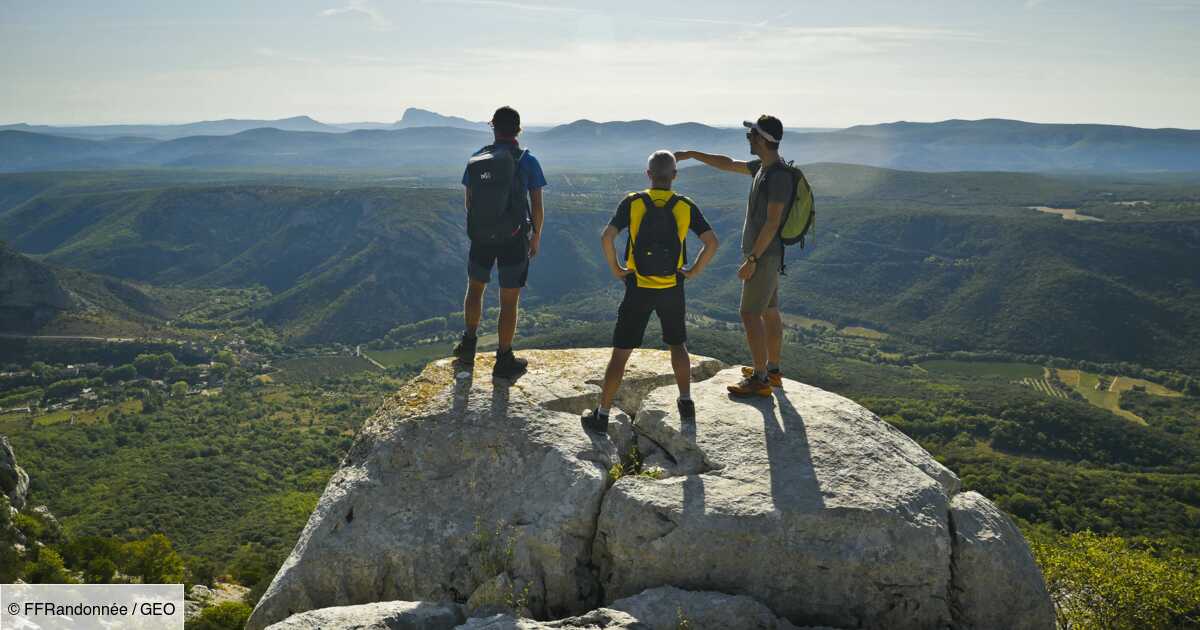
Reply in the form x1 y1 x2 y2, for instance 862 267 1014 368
396 108 490 132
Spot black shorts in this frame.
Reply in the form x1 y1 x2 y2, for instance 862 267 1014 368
612 280 687 349
467 236 529 289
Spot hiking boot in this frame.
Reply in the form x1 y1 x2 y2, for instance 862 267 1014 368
677 398 696 421
741 366 782 387
581 409 609 434
452 332 477 365
727 374 773 398
492 348 528 380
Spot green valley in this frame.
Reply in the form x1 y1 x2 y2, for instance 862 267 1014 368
2 161 1198 628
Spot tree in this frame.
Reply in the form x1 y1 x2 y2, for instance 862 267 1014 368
209 362 230 382
172 381 190 398
187 557 218 588
102 364 137 384
42 378 88 401
85 556 117 584
134 353 177 379
25 548 78 584
1031 531 1200 629
228 543 275 588
121 534 185 584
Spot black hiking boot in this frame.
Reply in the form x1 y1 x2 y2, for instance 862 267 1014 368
677 398 696 421
581 409 609 434
452 332 477 366
492 348 528 380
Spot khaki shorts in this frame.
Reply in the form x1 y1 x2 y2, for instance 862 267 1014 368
739 255 780 314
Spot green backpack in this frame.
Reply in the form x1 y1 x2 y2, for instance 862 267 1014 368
774 161 816 247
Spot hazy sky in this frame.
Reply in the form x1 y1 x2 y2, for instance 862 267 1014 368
3 0 1198 128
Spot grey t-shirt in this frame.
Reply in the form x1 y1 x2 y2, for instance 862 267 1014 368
742 158 793 257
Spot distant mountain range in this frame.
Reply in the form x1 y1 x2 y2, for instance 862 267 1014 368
1 112 1199 173
0 108 486 141
0 115 339 140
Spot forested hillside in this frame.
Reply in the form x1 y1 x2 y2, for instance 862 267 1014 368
3 166 1198 371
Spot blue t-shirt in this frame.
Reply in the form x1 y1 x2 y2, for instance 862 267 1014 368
461 140 547 192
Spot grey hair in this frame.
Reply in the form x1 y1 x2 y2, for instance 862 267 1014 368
647 150 676 179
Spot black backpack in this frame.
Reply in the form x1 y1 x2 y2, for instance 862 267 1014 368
465 144 531 243
626 193 682 278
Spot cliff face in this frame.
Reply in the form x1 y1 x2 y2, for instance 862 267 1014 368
249 348 1054 630
1 435 30 510
0 245 75 331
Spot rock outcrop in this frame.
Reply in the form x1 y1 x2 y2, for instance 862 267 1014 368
604 586 805 630
264 600 466 629
266 587 817 630
249 348 1053 630
949 492 1057 629
0 245 75 332
248 349 723 630
1 435 30 510
595 369 965 629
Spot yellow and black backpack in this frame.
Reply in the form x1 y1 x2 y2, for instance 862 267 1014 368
626 192 682 278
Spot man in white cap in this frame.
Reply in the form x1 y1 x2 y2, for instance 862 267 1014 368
676 114 789 397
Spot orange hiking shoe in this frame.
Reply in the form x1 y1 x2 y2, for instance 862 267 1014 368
741 366 782 387
727 374 773 397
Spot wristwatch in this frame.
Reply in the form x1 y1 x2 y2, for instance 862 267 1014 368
746 254 758 264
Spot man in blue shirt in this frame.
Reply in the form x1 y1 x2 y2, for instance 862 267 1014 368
454 106 548 379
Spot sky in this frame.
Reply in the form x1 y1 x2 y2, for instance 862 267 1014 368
2 0 1199 128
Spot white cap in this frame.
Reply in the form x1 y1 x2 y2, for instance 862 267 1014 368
743 120 781 143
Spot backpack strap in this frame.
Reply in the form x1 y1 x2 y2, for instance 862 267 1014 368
667 195 686 265
770 162 802 275
621 192 639 264
511 148 531 229
631 193 655 253
639 193 681 211
511 148 528 181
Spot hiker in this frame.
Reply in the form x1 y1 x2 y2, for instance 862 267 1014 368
453 106 546 379
676 115 795 397
581 151 719 433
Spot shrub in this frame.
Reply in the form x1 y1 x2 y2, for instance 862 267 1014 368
185 601 252 630
121 533 186 584
25 548 78 584
1031 530 1200 629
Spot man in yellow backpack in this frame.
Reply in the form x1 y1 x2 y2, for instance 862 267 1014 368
676 114 790 397
581 150 719 433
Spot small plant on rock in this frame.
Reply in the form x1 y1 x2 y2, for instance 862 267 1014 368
609 445 665 483
505 580 531 614
471 517 516 580
676 606 691 630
